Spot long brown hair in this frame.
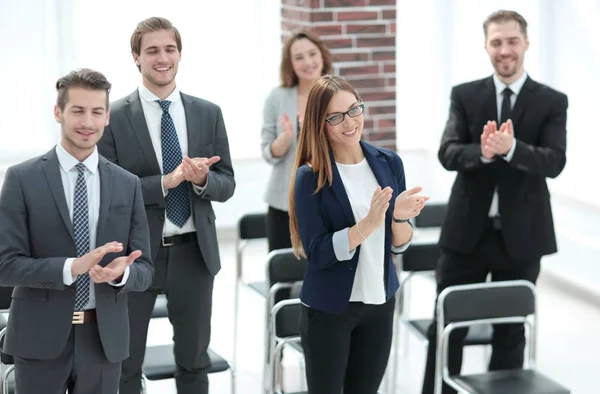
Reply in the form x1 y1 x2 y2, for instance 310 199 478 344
280 30 333 88
288 75 361 258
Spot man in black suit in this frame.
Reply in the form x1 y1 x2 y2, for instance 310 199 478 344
421 10 568 394
97 17 235 394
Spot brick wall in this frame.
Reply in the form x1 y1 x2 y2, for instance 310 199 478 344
281 0 397 150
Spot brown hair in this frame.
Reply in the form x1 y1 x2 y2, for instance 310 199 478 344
55 68 112 111
280 30 333 88
130 17 182 71
288 75 361 258
483 10 528 39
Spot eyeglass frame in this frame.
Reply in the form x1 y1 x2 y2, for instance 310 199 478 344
325 103 365 126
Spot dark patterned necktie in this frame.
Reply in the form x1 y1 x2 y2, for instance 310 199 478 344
73 163 90 310
157 99 191 228
500 87 513 124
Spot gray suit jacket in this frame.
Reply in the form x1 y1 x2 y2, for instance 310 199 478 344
98 90 235 276
261 86 299 212
0 148 154 362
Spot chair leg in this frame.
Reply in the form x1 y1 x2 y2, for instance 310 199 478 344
2 365 14 394
228 361 236 394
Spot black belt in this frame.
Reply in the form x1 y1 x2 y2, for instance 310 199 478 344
161 232 195 247
490 216 502 230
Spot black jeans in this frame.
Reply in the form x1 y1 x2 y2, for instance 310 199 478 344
300 297 395 394
265 206 292 252
421 223 541 394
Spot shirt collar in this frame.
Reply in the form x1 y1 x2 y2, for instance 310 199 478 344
55 144 99 175
493 71 528 97
138 84 181 105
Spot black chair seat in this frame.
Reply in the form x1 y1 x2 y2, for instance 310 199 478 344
151 295 169 319
453 369 570 394
143 344 229 381
408 319 493 346
248 281 268 297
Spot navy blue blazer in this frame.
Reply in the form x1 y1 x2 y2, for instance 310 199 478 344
294 141 408 314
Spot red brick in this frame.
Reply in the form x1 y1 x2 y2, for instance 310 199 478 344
368 131 396 141
311 10 334 22
360 91 396 102
281 21 310 33
382 10 396 20
345 77 386 89
372 50 395 61
368 0 395 5
324 0 366 7
311 24 343 36
368 105 395 115
339 65 379 76
321 37 353 50
389 22 396 34
364 119 375 129
311 0 321 7
377 118 396 128
337 11 378 21
346 23 387 34
386 77 396 87
383 63 395 73
332 52 370 62
282 7 310 22
357 36 395 48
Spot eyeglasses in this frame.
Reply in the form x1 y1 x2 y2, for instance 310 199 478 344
325 103 364 126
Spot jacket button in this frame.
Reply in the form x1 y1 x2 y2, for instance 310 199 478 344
349 267 354 271
159 215 165 221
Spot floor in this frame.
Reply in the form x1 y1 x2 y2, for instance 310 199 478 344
144 235 600 394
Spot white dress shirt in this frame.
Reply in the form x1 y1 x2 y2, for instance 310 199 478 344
138 85 205 237
483 71 528 217
58 144 129 310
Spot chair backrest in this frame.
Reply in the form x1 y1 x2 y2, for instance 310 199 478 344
401 243 441 272
414 203 447 228
267 248 307 287
272 299 302 339
0 286 13 311
438 280 536 325
237 212 267 241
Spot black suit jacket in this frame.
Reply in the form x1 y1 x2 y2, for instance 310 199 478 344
438 75 568 260
98 90 235 275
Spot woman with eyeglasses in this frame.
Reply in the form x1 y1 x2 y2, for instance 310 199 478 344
260 30 333 252
289 75 429 394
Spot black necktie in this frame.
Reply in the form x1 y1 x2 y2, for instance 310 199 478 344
500 87 513 124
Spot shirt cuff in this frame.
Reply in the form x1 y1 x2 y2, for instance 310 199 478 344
109 266 130 287
503 138 517 162
192 175 208 195
332 228 356 261
63 258 76 285
161 175 168 196
480 156 494 163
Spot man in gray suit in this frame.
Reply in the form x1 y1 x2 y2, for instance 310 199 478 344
98 17 235 394
0 68 154 394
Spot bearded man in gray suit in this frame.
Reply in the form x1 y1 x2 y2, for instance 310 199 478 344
98 17 235 394
0 68 154 394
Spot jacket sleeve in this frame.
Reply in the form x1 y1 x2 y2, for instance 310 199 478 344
260 88 286 166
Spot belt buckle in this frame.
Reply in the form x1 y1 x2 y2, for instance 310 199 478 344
162 236 174 247
72 311 85 325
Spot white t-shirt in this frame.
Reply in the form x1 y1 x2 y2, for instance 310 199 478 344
336 158 386 305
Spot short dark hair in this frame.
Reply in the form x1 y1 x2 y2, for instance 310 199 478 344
131 17 182 71
483 10 528 39
55 68 112 111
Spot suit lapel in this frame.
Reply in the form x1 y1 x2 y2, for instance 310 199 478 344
361 141 394 220
42 149 74 240
125 90 161 173
483 77 498 123
330 150 355 225
182 93 206 158
95 157 113 246
510 76 535 129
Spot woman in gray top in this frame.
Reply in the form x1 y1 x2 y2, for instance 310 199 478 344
260 30 333 251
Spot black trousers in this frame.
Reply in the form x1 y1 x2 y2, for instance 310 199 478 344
119 240 214 394
421 222 541 394
14 322 121 394
266 206 292 252
300 297 395 394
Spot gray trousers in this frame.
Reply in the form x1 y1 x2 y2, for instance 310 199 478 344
119 240 214 394
14 322 121 394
